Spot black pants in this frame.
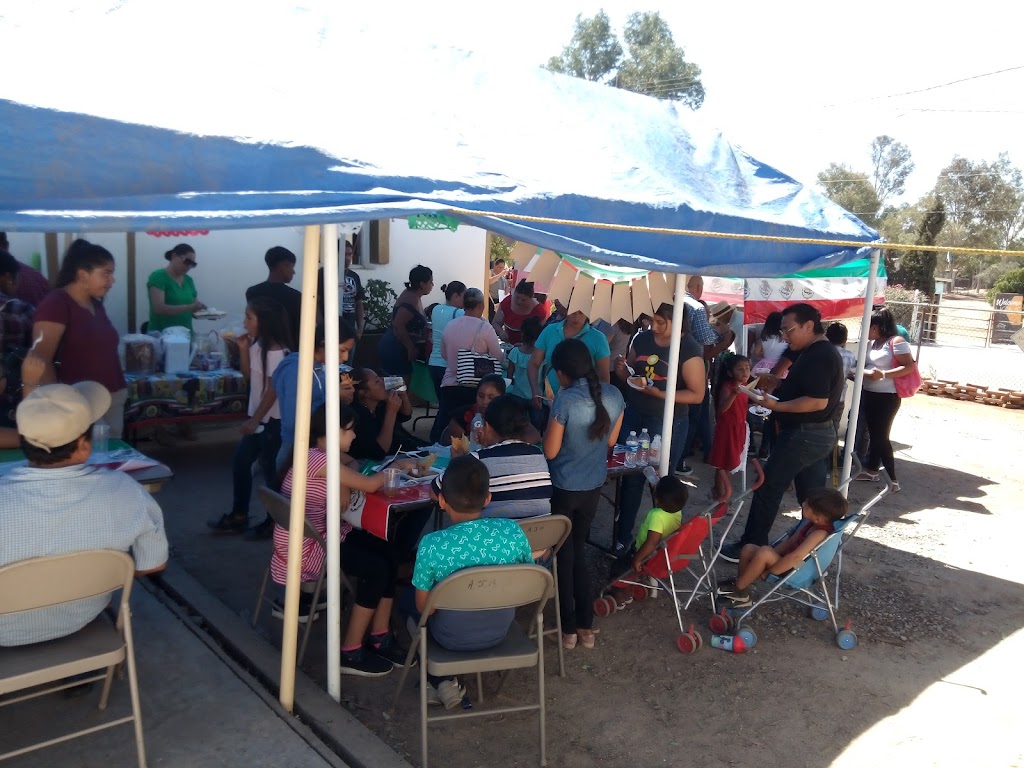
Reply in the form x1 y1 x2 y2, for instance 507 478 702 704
551 485 603 634
740 424 836 546
342 529 400 610
861 390 901 481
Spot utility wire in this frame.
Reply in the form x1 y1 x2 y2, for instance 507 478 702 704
820 64 1024 108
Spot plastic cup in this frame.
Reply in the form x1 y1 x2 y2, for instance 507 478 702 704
383 467 402 496
92 423 110 455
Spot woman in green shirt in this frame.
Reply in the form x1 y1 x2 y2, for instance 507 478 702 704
147 243 206 333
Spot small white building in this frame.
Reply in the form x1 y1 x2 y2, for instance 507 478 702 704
5 220 488 335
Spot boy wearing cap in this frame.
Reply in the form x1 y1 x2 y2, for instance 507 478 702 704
0 382 168 647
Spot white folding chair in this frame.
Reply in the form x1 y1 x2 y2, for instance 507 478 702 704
517 515 572 677
0 549 146 767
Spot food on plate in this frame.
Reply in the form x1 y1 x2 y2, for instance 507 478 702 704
627 375 650 390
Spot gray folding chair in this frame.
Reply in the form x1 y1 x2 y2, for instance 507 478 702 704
517 515 572 677
251 486 354 666
391 564 553 768
0 550 146 767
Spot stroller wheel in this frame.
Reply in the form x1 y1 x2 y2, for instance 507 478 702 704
708 612 732 634
593 596 612 617
810 606 829 622
632 584 649 602
676 633 699 654
836 628 858 650
737 626 758 649
691 630 703 651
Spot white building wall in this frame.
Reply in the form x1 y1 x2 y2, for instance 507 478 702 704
3 222 488 335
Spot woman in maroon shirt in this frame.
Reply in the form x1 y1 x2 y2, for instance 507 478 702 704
491 280 549 344
22 239 128 437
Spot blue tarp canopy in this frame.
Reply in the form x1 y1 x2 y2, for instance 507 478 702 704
0 2 878 277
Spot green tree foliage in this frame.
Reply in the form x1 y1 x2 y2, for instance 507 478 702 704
363 278 398 332
889 196 945 293
990 267 1024 298
933 153 1024 281
546 11 622 83
545 10 704 108
489 233 514 264
871 135 914 207
616 12 705 108
817 163 881 226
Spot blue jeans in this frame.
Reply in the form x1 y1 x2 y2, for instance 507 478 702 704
680 384 712 466
739 423 836 546
616 407 686 548
231 418 282 514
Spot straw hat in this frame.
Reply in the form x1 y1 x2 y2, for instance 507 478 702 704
708 301 735 322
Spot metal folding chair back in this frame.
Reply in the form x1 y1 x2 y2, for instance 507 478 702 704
0 549 147 767
251 486 345 666
391 564 554 768
517 515 571 677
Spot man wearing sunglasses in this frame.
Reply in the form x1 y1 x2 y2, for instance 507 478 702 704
720 303 844 561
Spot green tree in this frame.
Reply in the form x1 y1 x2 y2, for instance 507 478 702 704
817 163 881 226
990 267 1024 298
871 135 914 207
546 11 622 83
616 12 705 108
933 153 1024 281
545 10 704 108
888 196 945 293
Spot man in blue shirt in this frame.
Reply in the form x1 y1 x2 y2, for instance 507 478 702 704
526 311 611 407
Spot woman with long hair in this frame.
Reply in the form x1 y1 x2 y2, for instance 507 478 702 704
379 265 433 382
22 239 128 436
209 297 293 534
612 302 706 554
544 338 624 650
855 307 915 492
147 242 206 334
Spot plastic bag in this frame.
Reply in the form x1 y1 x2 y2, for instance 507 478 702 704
218 326 247 370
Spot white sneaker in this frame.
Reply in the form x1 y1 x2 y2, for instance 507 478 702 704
427 678 465 710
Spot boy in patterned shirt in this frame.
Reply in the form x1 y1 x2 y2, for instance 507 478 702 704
411 455 533 708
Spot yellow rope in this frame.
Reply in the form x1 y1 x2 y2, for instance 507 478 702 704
446 206 1024 258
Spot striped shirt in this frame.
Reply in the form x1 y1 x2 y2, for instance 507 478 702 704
0 464 167 647
271 448 357 584
432 440 552 519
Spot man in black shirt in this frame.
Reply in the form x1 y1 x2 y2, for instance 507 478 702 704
722 303 843 560
245 246 301 348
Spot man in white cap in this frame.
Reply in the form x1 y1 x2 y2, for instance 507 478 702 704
0 382 168 647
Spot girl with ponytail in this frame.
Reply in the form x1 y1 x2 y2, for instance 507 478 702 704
543 337 625 650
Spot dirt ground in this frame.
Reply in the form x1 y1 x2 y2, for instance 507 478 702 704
148 393 1024 768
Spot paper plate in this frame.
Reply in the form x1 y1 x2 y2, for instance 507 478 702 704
627 376 650 391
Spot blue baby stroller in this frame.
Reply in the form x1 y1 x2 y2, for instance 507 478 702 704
709 474 890 650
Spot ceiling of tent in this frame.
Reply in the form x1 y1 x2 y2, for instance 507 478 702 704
0 1 879 277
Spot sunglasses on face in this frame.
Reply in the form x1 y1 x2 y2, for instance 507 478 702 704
181 257 197 268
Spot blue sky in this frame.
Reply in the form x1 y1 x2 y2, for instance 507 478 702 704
375 0 1021 204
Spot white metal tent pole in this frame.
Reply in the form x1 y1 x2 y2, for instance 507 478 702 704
280 225 321 712
658 273 687 476
840 248 881 498
322 224 342 701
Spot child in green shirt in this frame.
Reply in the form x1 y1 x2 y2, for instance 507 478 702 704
612 475 688 608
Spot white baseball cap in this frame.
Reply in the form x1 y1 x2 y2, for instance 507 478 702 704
16 382 111 451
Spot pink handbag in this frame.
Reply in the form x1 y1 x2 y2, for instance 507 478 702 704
889 338 921 398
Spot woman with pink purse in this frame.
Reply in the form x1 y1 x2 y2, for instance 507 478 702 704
855 308 920 492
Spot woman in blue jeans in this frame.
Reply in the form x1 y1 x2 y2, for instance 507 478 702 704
612 303 707 554
544 338 624 650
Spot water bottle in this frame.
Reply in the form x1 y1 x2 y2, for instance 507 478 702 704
710 634 747 653
638 428 650 465
383 376 406 391
470 413 485 449
642 465 659 486
625 431 639 468
648 434 662 467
